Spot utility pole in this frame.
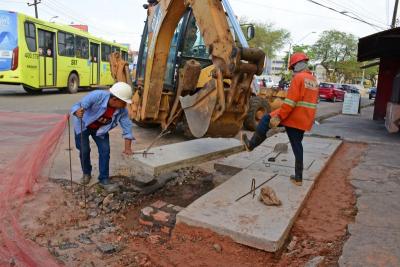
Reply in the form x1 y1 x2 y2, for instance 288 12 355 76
392 0 399 28
27 0 41 19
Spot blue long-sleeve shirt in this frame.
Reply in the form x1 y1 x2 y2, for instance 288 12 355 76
70 90 134 140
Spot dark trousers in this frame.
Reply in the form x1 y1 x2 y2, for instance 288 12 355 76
256 114 305 163
75 128 110 182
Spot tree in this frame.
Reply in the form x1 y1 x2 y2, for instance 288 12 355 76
312 30 358 82
240 18 290 58
283 44 316 70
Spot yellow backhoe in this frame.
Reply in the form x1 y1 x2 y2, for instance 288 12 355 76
113 0 282 137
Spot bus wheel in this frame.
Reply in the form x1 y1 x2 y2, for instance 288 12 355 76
23 85 42 94
67 73 79 94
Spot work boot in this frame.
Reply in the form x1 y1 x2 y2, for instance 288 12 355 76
80 174 92 185
241 132 266 152
99 179 120 193
290 161 303 186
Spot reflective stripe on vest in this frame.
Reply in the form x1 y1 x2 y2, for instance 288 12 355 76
284 98 296 107
296 101 317 109
283 99 317 109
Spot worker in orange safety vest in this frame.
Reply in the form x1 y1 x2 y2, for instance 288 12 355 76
242 52 319 186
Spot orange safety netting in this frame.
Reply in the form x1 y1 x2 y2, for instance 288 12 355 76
0 111 68 266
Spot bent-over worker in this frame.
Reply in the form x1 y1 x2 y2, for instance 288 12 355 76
71 82 134 193
242 52 318 186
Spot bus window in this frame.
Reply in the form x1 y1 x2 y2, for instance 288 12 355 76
101 43 111 62
111 46 120 53
58 31 74 57
121 51 128 61
38 30 54 57
75 36 89 59
24 22 36 52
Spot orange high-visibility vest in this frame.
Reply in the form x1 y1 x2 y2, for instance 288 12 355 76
270 70 318 131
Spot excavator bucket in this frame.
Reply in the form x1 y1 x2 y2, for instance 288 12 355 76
180 81 217 138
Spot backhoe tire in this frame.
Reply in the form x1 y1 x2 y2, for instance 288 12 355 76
23 85 42 94
66 73 79 94
244 96 271 131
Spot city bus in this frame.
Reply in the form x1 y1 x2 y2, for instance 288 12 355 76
0 10 128 94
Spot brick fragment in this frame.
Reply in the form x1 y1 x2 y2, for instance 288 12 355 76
140 206 154 217
151 200 167 209
139 218 153 227
152 210 170 223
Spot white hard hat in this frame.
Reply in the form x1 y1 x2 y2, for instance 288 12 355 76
109 82 132 104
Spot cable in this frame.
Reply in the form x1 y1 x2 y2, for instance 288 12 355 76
318 0 387 27
304 0 386 30
231 0 353 22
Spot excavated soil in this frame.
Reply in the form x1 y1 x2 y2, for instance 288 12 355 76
18 142 366 266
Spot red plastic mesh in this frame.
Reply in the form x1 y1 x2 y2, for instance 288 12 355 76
0 111 68 266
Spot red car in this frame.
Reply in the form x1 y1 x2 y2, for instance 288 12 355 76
318 83 345 102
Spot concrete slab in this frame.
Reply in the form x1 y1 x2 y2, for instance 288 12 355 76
180 134 342 252
215 134 341 179
177 169 314 252
131 138 244 177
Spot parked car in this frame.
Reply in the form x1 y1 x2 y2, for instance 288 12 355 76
318 82 345 102
256 75 275 88
341 84 360 94
369 87 377 99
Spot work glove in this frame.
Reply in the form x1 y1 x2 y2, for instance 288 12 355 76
269 116 281 128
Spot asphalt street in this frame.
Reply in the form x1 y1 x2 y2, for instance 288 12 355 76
0 84 372 117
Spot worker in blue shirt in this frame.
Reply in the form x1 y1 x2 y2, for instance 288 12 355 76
71 82 134 193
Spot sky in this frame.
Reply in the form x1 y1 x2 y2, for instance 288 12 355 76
1 0 396 56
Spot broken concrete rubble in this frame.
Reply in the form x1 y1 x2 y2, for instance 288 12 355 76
139 201 183 235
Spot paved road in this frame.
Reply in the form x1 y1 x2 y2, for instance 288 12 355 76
0 84 373 117
0 85 88 114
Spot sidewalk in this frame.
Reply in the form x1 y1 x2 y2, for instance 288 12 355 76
312 106 400 266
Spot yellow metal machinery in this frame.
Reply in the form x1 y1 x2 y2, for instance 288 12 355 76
129 0 265 137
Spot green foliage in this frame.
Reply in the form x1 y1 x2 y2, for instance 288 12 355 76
311 30 359 82
240 18 290 58
282 44 316 70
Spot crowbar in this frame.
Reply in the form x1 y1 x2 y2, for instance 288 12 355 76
235 174 278 202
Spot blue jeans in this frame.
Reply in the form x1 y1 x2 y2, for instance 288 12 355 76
256 114 305 163
75 128 110 182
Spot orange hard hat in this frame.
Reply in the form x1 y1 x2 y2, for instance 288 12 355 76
289 52 309 70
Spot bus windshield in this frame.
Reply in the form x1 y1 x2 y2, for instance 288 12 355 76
0 11 17 71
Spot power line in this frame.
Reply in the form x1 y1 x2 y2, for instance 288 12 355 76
346 0 385 24
231 0 354 22
305 0 386 30
27 0 41 18
319 0 387 27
